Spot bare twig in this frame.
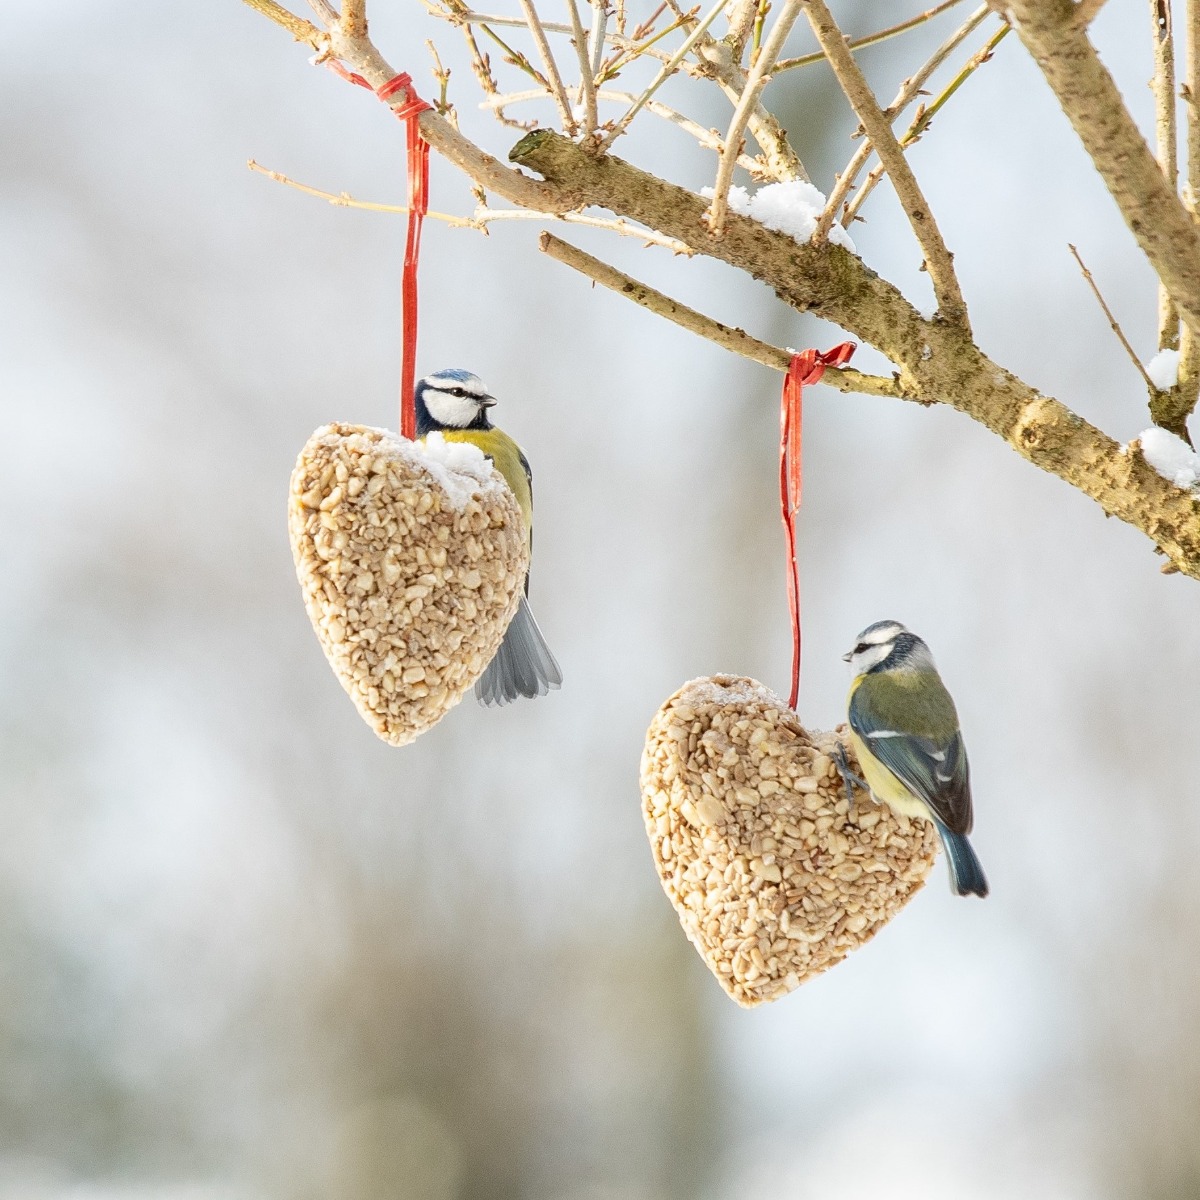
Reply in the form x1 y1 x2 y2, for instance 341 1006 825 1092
598 14 695 81
994 0 1200 339
597 0 729 151
589 1 609 77
425 3 661 57
707 0 805 236
475 208 695 251
425 40 455 117
538 231 908 397
1068 244 1158 392
240 0 325 47
804 0 969 327
842 21 1008 224
248 159 471 221
517 0 578 131
249 158 693 250
776 0 967 72
565 0 599 137
899 24 1008 145
815 4 991 243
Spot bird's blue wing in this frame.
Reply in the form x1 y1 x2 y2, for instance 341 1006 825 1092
848 681 973 834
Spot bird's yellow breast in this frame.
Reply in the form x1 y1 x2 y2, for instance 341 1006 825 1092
847 729 930 821
846 675 932 823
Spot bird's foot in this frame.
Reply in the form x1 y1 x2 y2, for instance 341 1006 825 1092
833 743 868 814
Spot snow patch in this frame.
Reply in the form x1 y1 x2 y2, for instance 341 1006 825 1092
702 180 856 253
1138 426 1200 490
1145 348 1181 390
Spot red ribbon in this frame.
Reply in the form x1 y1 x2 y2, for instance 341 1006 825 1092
323 62 432 440
780 341 856 710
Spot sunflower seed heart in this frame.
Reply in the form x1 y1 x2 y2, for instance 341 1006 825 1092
641 675 937 1006
289 424 529 746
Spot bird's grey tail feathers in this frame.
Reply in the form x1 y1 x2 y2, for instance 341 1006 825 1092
935 822 989 898
475 594 562 707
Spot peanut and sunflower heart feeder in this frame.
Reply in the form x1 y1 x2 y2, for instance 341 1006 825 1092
641 675 938 1007
289 423 529 746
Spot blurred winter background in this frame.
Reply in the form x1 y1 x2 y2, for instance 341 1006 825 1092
3 1 1199 1196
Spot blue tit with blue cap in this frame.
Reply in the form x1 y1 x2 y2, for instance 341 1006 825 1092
414 368 562 707
844 620 988 898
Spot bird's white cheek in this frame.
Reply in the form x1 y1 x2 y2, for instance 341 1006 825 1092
424 390 479 427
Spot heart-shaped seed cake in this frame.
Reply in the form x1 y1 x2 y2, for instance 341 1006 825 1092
641 675 938 1007
289 423 529 746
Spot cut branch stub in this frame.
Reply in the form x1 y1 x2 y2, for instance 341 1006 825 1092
641 675 937 1007
289 424 529 745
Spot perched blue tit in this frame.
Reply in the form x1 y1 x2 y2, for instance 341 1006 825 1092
844 620 988 898
414 368 562 707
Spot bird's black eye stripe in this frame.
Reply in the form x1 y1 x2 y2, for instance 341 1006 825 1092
854 642 869 655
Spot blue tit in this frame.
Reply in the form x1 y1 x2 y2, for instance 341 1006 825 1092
414 368 562 707
844 620 988 898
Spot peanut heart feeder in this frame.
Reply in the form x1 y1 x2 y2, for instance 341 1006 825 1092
289 423 529 746
641 675 938 1006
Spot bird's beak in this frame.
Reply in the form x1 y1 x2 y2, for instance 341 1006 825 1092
841 651 852 662
480 396 497 408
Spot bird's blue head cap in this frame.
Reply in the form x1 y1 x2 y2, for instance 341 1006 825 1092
843 620 932 675
415 368 497 434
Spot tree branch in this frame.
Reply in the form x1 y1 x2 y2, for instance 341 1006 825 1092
340 0 368 39
597 0 729 152
538 231 910 398
776 0 967 72
510 130 1200 576
311 17 570 211
565 0 598 138
995 0 1200 340
802 0 969 328
1151 0 1179 354
1073 0 1108 27
245 2 1200 577
1068 243 1158 392
517 0 578 132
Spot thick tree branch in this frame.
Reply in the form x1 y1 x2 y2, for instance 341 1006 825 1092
802 0 969 328
995 0 1200 339
510 131 1200 576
